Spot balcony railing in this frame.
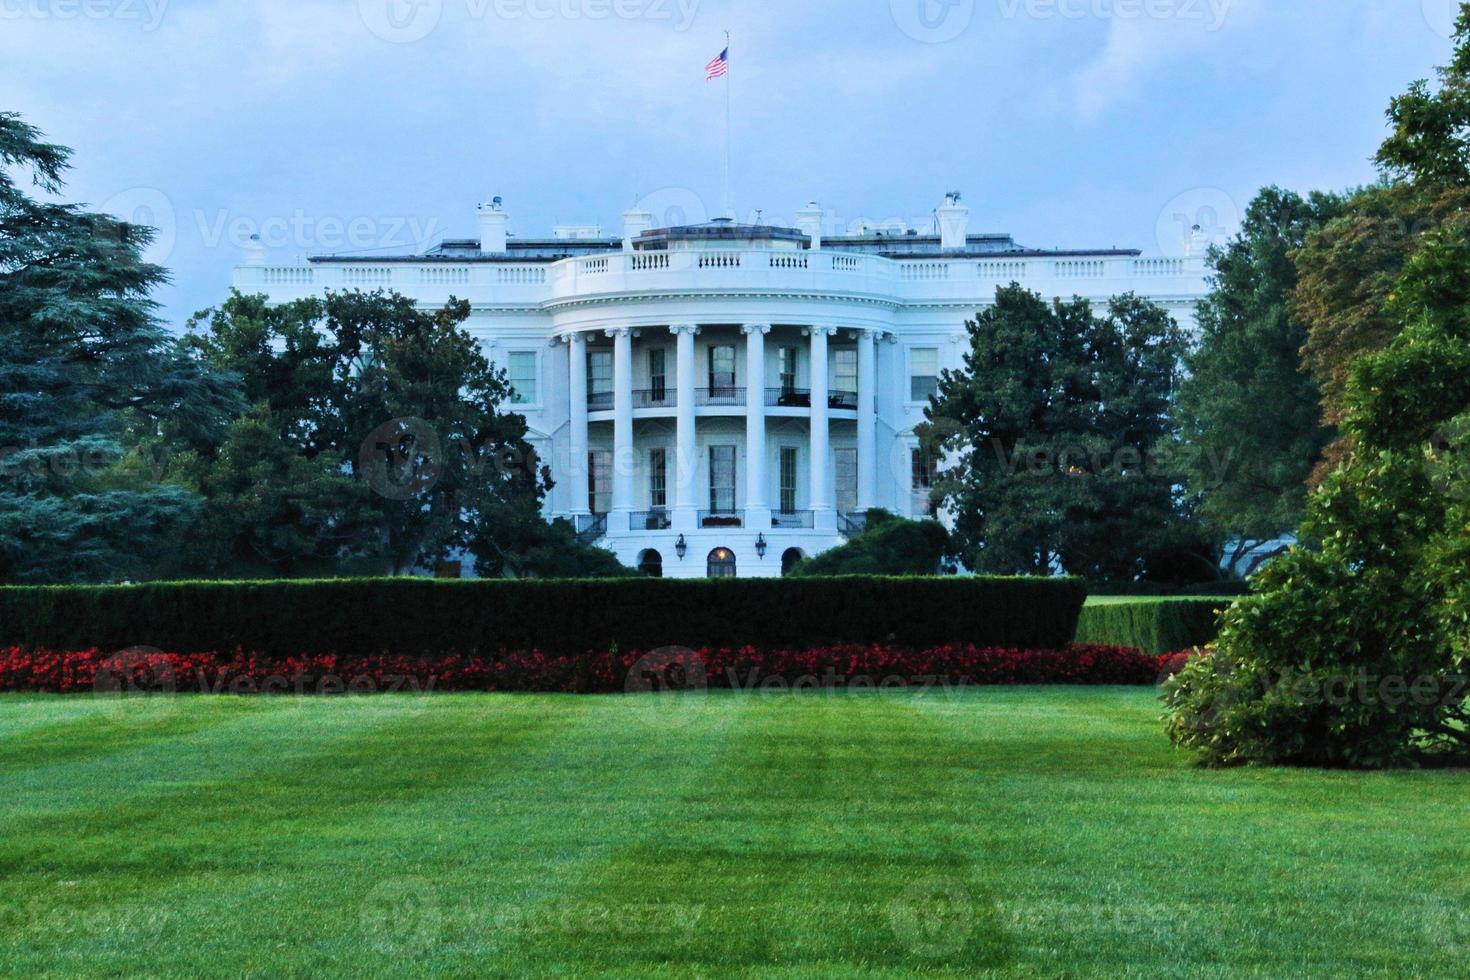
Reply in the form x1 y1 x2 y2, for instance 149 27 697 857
699 509 744 528
771 510 814 529
764 387 858 410
632 388 675 409
587 390 613 411
631 509 673 530
695 386 746 407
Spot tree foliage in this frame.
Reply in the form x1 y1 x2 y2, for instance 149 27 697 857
789 510 951 577
921 286 1198 584
1176 187 1343 571
0 112 240 582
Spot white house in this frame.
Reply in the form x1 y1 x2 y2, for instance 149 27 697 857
233 194 1210 579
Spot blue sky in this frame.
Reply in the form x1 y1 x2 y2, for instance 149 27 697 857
4 0 1461 327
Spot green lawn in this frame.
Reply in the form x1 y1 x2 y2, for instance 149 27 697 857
1 689 1466 978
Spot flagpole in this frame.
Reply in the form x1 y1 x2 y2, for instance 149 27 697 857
722 30 732 219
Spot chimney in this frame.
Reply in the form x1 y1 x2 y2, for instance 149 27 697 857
622 208 653 251
795 201 823 250
937 192 968 251
478 198 508 254
243 234 266 266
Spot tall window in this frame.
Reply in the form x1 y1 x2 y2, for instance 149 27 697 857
709 344 736 395
910 347 939 402
835 448 858 513
833 348 858 395
778 346 800 394
649 448 667 509
709 445 736 513
779 447 799 513
911 447 937 517
507 351 537 404
587 350 614 410
588 450 611 514
648 348 667 402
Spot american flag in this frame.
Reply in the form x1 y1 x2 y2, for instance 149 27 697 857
705 47 729 81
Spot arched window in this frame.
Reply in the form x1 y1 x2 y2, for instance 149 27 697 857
707 547 737 578
637 549 663 578
781 548 805 576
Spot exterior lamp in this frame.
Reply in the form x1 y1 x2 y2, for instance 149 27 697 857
755 533 768 559
675 534 688 560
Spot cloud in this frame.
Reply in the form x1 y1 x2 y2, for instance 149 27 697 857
1071 0 1258 118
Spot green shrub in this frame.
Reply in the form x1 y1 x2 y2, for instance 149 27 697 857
0 576 1087 659
789 511 951 576
1073 598 1232 655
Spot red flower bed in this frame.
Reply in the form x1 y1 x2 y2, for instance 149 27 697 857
0 644 1179 695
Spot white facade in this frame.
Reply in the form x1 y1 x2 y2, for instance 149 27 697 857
233 196 1209 578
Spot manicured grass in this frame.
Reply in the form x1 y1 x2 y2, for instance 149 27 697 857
1 689 1466 977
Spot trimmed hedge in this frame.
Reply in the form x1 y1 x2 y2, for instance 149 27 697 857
0 576 1086 659
1073 597 1233 655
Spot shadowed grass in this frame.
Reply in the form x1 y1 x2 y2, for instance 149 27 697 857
0 688 1466 978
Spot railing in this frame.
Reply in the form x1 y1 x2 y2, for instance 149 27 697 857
771 510 814 529
1131 257 1186 277
696 386 746 407
632 388 675 409
496 265 546 284
699 509 744 528
1055 259 1106 278
766 386 811 408
769 253 809 269
342 266 392 286
631 253 670 271
978 260 1027 280
587 391 614 411
829 389 859 410
574 513 608 543
262 266 314 285
631 509 672 531
698 252 741 269
419 266 470 285
900 262 950 281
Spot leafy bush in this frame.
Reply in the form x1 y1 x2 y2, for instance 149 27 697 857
0 576 1086 659
789 511 951 576
0 643 1170 694
1074 598 1232 655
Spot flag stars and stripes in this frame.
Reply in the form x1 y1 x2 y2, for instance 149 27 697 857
705 47 729 81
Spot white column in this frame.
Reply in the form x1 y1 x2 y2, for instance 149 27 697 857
609 327 634 529
857 328 878 512
743 324 771 528
809 326 835 530
671 324 699 530
567 332 589 516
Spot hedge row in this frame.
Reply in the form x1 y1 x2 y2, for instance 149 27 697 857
0 576 1086 659
1072 597 1234 655
0 643 1169 694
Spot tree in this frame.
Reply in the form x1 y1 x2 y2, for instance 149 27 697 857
0 112 239 583
1295 5 1470 460
1175 187 1343 573
921 286 1194 584
788 510 951 576
1165 225 1470 766
184 289 593 577
467 515 634 579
